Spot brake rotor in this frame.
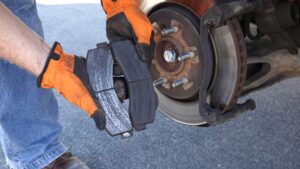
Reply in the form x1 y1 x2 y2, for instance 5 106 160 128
210 19 247 112
150 7 247 125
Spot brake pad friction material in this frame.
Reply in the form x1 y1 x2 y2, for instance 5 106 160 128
111 40 157 130
129 79 157 130
87 43 132 136
87 45 114 91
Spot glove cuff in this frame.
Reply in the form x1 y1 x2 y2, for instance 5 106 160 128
37 41 61 87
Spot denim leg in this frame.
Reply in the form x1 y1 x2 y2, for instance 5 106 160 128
0 1 65 169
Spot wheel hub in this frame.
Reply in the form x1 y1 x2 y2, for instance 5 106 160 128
150 8 202 100
155 37 183 73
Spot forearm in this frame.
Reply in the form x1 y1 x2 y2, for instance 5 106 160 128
0 2 49 76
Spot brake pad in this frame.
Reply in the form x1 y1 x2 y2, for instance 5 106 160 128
111 40 157 131
86 41 157 136
87 43 132 136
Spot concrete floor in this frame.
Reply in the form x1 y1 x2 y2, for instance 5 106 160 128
0 3 299 169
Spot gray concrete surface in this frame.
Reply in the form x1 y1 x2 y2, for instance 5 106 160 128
1 4 300 169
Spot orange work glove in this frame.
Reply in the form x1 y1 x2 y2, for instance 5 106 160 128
37 42 106 130
101 0 154 64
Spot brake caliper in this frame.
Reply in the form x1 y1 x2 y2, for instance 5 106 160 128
198 0 262 125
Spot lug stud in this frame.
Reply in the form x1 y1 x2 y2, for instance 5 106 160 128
161 26 178 36
178 52 195 61
172 78 188 88
153 77 167 86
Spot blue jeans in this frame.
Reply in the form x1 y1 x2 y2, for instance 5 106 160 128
0 1 65 169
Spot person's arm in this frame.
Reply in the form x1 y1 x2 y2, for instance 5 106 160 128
0 2 49 76
0 2 105 130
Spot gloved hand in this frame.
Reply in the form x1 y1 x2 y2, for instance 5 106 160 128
101 0 154 64
37 42 106 130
